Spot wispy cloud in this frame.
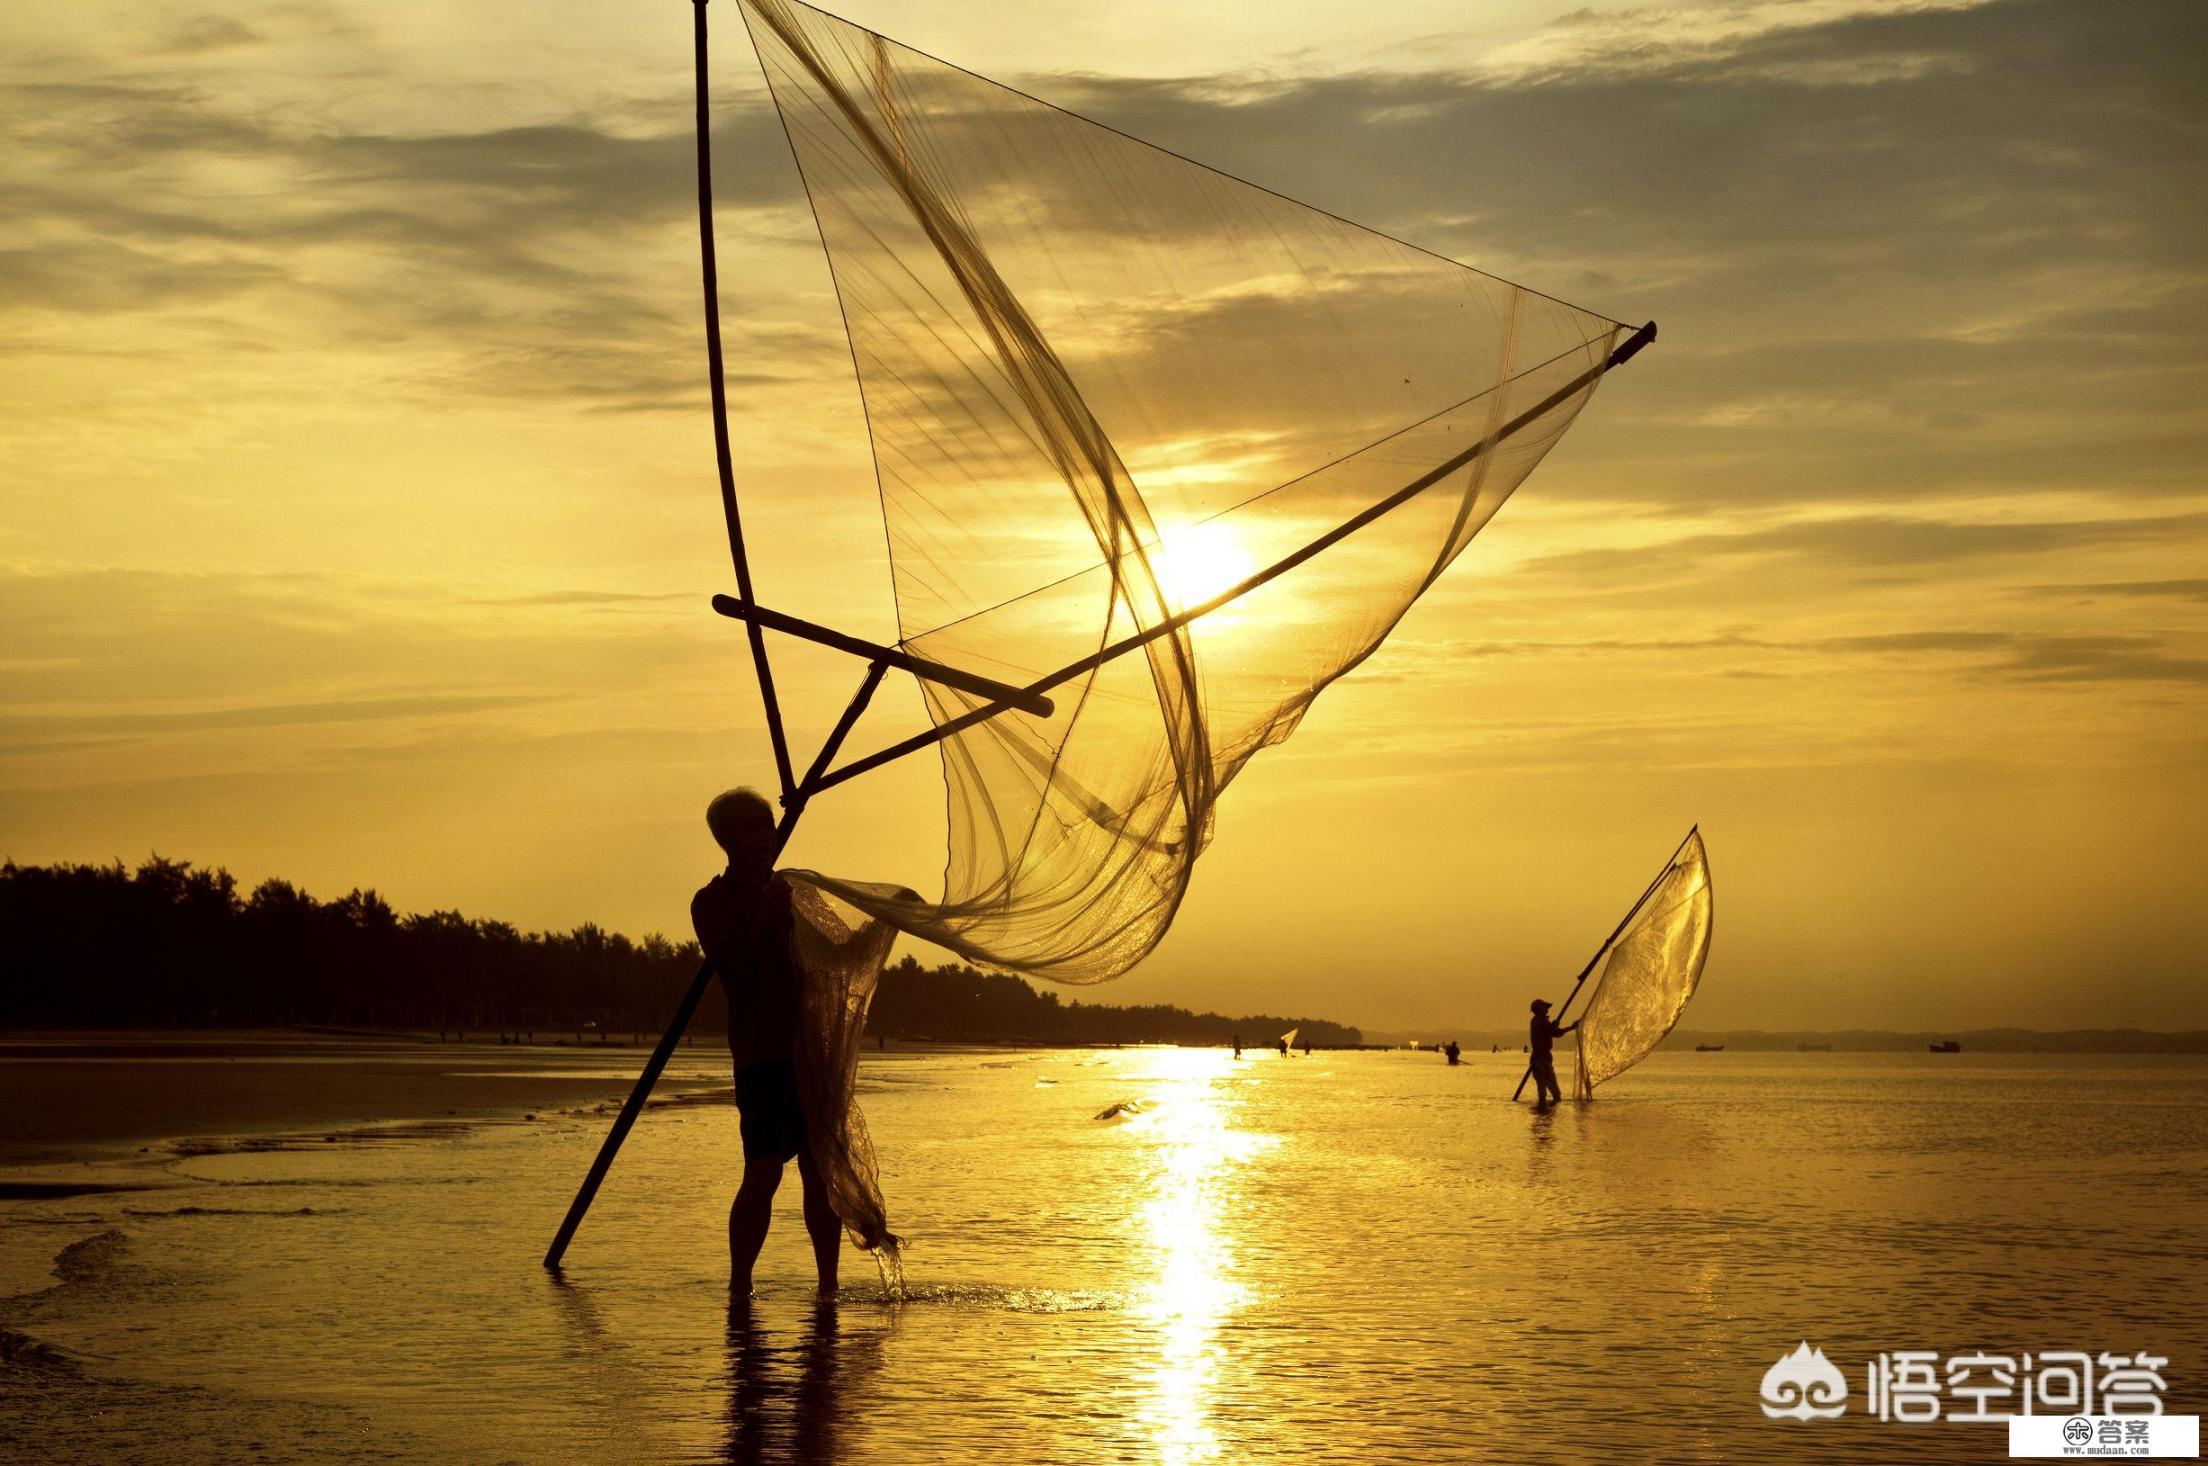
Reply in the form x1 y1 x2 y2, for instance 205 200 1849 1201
1527 512 2208 576
0 692 557 743
2024 578 2208 604
1420 625 2208 686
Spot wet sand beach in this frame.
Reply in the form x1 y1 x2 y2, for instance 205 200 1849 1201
0 1031 732 1170
3 1044 2204 1463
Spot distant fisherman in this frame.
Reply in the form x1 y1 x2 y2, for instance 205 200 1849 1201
692 789 843 1297
1527 998 1579 1106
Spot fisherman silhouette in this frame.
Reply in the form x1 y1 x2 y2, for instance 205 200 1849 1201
1527 999 1578 1105
692 788 843 1295
1444 1040 1461 1066
1232 1034 1242 1058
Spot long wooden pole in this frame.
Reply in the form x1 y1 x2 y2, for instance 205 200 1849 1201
695 0 795 802
540 961 713 1270
711 595 1055 716
1512 824 1696 1102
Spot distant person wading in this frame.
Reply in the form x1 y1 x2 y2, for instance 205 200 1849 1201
692 789 842 1296
1527 998 1579 1107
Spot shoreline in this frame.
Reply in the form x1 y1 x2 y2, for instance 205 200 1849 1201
0 1029 736 1170
0 1028 1254 1172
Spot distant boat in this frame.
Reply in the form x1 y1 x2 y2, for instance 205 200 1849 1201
1694 1043 1725 1052
1929 1040 1962 1054
1797 1042 1831 1052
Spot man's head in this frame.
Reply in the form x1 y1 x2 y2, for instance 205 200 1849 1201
1530 998 1551 1015
706 788 778 875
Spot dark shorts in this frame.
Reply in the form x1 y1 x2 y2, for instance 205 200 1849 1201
735 1058 807 1163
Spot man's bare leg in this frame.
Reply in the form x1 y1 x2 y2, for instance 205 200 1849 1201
796 1149 841 1294
730 1157 784 1295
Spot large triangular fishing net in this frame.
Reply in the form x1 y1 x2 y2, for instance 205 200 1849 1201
724 0 1631 1263
1574 831 1713 1099
739 0 1626 974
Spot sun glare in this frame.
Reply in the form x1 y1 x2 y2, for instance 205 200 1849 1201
1150 520 1258 616
1127 1047 1268 1465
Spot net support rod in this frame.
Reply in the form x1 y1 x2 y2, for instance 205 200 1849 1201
711 595 1055 717
790 659 890 808
544 662 891 1270
696 0 796 801
817 321 1657 795
1512 822 1697 1102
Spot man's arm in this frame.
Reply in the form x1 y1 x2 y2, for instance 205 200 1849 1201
1562 1019 1581 1034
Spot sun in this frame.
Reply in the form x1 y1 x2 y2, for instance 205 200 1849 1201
1149 520 1258 616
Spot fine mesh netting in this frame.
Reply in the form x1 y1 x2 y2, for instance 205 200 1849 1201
1574 831 1713 1099
787 882 903 1267
724 0 1636 1263
739 0 1626 982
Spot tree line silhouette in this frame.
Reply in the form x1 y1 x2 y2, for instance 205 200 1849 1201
0 858 1360 1047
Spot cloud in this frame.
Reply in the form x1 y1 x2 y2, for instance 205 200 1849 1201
312 119 801 231
0 240 284 313
1417 622 2208 687
0 73 811 408
0 565 724 717
1474 0 1995 83
1996 635 2208 685
5 0 2201 472
458 589 699 607
2024 578 2208 604
0 692 557 744
1527 511 2208 577
152 15 263 57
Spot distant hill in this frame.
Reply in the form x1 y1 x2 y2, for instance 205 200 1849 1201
1365 1026 2208 1054
1665 1029 2208 1054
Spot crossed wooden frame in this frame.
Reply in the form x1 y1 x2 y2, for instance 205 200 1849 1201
542 0 1655 1269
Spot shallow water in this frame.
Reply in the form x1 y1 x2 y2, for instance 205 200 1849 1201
3 1048 2203 1462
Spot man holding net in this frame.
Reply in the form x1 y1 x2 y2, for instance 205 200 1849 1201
1527 998 1579 1107
692 789 843 1296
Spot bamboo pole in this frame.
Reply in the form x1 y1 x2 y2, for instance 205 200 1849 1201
695 0 794 801
710 596 1054 716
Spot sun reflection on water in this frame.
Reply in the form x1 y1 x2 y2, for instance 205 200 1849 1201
1124 1048 1275 1465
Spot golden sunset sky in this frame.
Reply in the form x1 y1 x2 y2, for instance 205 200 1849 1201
3 0 2203 1032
